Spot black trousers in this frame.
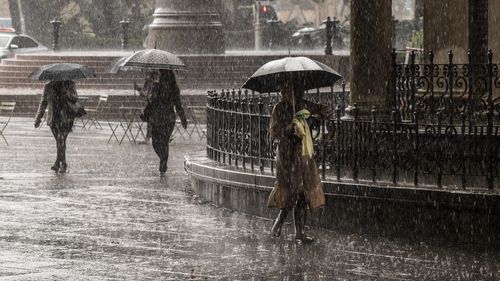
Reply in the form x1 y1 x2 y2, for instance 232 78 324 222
151 123 175 173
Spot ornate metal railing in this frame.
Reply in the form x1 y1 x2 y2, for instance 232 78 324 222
206 86 348 173
206 51 500 190
393 49 500 127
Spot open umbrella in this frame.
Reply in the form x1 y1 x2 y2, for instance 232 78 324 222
106 56 145 74
108 49 186 72
241 56 342 93
29 63 95 81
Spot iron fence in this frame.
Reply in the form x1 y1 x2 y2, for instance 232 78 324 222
206 50 500 190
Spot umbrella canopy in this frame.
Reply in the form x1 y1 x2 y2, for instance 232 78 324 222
106 56 145 74
241 56 343 93
29 63 95 81
111 49 186 72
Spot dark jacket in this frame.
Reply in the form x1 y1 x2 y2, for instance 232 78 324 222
35 81 78 129
142 73 186 127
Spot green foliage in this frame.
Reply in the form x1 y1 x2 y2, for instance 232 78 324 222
21 0 154 49
410 30 423 48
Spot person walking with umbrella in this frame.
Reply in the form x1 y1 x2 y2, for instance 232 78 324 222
267 81 331 244
107 49 188 177
137 69 187 177
31 63 93 173
242 57 342 244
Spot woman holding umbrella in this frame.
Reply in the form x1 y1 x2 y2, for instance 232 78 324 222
34 80 78 173
31 63 93 173
107 49 188 177
242 56 342 244
267 81 331 244
136 69 187 177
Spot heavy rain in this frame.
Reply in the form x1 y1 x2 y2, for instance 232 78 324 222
0 0 499 280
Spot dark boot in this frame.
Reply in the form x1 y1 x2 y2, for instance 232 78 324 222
271 209 289 237
50 160 60 172
293 207 314 244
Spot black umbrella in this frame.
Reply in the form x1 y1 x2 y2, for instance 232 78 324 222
241 56 342 93
109 49 186 72
28 63 95 81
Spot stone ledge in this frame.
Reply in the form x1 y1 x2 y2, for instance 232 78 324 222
185 153 500 245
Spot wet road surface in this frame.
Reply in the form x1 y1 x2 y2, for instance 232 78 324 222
0 118 499 280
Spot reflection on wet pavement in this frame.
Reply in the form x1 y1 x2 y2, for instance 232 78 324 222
0 119 498 280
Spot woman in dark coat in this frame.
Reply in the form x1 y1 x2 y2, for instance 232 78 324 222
268 82 330 244
34 80 78 173
137 69 187 177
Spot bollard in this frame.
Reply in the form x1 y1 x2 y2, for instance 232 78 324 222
120 18 130 50
323 16 333 55
332 17 341 48
50 17 62 51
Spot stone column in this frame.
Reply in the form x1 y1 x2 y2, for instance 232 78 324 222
350 0 393 113
423 0 468 63
147 0 224 54
469 0 488 64
489 1 500 57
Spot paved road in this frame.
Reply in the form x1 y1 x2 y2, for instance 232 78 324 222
0 118 498 280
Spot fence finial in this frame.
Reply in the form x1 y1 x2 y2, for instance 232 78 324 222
448 50 453 64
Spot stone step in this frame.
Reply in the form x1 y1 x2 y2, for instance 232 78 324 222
0 82 136 89
0 93 207 119
0 52 350 92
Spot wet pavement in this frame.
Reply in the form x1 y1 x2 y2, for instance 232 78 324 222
0 118 499 280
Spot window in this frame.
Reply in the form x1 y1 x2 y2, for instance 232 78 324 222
0 35 10 48
10 36 38 48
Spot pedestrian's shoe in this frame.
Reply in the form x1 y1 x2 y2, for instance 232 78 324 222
295 236 314 246
293 207 314 244
271 209 288 237
50 161 60 172
159 172 166 178
59 162 67 174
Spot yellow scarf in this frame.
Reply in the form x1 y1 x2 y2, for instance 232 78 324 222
292 109 313 158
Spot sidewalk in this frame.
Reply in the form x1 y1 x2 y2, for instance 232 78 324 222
0 118 498 280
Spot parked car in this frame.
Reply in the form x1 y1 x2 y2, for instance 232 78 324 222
0 31 48 59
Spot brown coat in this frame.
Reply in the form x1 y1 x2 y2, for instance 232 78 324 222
267 98 327 210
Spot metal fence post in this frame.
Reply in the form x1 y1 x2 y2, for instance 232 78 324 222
371 106 377 183
324 16 333 55
413 109 419 186
352 103 359 182
120 17 130 50
258 92 264 173
447 50 455 125
392 107 399 185
335 105 342 181
50 17 62 51
243 90 248 170
486 50 494 189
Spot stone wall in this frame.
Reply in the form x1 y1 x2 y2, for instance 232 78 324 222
186 154 500 245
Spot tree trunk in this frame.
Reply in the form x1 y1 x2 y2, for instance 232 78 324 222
7 0 21 32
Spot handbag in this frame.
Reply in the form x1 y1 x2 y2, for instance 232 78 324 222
66 100 86 118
